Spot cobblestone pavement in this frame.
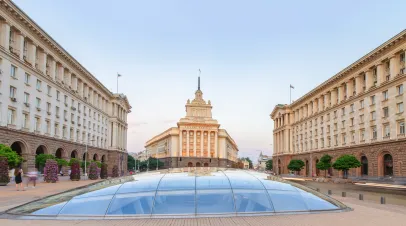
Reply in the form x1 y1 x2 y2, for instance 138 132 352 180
0 176 101 213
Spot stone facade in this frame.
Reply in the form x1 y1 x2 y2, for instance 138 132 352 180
0 0 131 175
145 77 239 168
271 29 406 180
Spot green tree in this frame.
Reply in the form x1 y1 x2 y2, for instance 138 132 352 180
316 154 332 177
332 155 361 179
147 157 164 170
35 154 55 169
56 158 69 167
92 160 102 168
265 160 273 171
287 159 305 174
0 144 22 169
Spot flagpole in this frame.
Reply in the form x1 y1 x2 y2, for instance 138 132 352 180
117 73 119 93
290 85 291 104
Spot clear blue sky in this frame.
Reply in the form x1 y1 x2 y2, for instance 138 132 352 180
13 0 406 163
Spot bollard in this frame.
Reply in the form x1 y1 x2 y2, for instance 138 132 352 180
342 192 346 197
316 188 320 192
328 190 332 195
381 197 386 204
359 194 363 200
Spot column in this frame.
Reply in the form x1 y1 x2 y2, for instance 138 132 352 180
40 50 46 74
313 98 318 113
112 122 117 147
347 79 354 97
200 131 204 157
179 130 182 157
376 63 384 86
289 129 293 152
325 92 331 107
355 75 363 94
365 70 374 90
16 32 24 60
214 131 218 158
207 131 211 158
338 85 344 102
319 95 324 110
389 55 399 78
57 65 64 82
193 130 197 157
186 130 190 157
72 75 78 91
28 42 37 67
0 21 10 50
50 59 56 80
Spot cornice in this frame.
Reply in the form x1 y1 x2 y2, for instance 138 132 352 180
0 0 115 97
289 29 406 109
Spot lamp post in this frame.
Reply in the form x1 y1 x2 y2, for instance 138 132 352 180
156 147 159 171
84 139 95 180
134 154 137 173
146 150 150 173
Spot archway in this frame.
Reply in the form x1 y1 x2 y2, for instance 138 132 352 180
361 156 368 176
196 162 201 167
384 154 393 177
305 160 309 177
71 150 78 159
188 162 193 167
35 145 47 171
204 163 209 167
55 148 64 159
101 155 106 163
315 159 320 176
11 141 25 157
93 153 99 161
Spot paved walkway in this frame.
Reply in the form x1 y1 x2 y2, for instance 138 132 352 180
0 176 101 213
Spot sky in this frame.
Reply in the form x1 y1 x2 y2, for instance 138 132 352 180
12 0 406 163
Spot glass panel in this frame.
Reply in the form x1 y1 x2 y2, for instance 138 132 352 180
107 192 155 215
298 190 339 210
259 180 297 191
31 202 67 215
153 190 195 215
234 189 274 213
74 184 121 199
196 173 231 189
224 172 264 189
196 190 234 214
267 190 308 212
117 176 162 194
59 195 113 215
158 175 195 190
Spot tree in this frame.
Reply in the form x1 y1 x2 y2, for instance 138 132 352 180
146 157 164 170
56 158 69 168
128 155 140 171
266 160 273 171
0 144 23 169
287 159 305 174
316 154 332 177
332 155 361 179
240 157 253 169
92 160 102 168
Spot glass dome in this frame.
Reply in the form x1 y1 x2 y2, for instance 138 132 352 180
7 169 348 219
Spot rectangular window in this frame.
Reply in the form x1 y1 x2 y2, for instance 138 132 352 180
371 95 376 105
10 65 16 78
71 113 74 121
55 123 59 136
383 90 389 100
384 124 390 137
342 120 345 128
350 104 354 113
398 103 404 113
342 133 346 144
400 122 405 135
47 102 51 112
34 117 40 132
9 86 16 98
64 95 68 104
360 100 364 109
350 118 354 126
36 98 41 108
360 130 365 141
56 91 60 101
24 73 30 84
56 106 60 117
360 114 364 123
341 107 345 116
47 85 51 96
334 135 338 145
24 92 29 104
22 113 28 128
64 110 68 120
372 126 377 139
7 109 15 125
383 107 389 118
46 121 51 134
371 111 376 120
334 111 337 118
398 84 404 95
36 79 42 91
351 132 355 142
334 123 337 131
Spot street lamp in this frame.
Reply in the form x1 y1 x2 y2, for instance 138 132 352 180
84 138 95 180
146 149 150 173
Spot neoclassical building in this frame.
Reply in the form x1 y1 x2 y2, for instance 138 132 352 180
0 0 131 175
145 78 239 168
271 29 406 181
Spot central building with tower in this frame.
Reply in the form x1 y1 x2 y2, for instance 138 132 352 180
145 78 239 168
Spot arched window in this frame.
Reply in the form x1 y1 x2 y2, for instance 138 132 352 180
361 156 368 176
188 162 193 167
384 154 393 176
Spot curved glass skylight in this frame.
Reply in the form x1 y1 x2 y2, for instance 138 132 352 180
7 169 348 219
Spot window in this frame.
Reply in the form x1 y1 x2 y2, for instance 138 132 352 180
383 107 389 118
334 135 338 145
56 91 60 101
334 123 337 131
36 98 41 108
64 95 68 105
384 124 390 137
71 99 75 107
47 102 51 112
342 133 346 144
36 79 42 91
24 73 30 84
63 126 67 138
371 111 376 120
351 132 355 142
327 113 330 121
47 85 52 96
370 95 375 105
22 113 28 129
360 114 364 123
383 90 389 100
341 107 345 116
10 65 17 78
34 117 41 132
24 92 29 104
398 85 404 95
334 111 337 118
9 86 16 98
372 126 377 139
360 129 365 141
399 122 405 135
350 118 354 126
398 102 404 113
360 100 364 109
56 106 60 117
71 113 74 121
55 123 59 136
46 120 51 134
64 110 68 120
350 104 354 113
78 103 81 112
7 109 15 125
342 120 345 128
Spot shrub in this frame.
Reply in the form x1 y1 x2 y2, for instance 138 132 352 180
287 159 305 174
112 165 119 178
88 162 99 180
44 159 58 183
56 158 69 168
0 144 22 169
100 163 108 179
35 154 55 169
92 161 102 168
69 158 81 181
0 157 10 185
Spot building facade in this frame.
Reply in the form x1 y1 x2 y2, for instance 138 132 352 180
145 78 239 168
0 0 131 175
271 30 406 181
257 151 272 171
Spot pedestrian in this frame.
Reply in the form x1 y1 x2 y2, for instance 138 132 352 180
14 166 24 191
68 169 71 177
26 168 38 188
9 167 15 182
